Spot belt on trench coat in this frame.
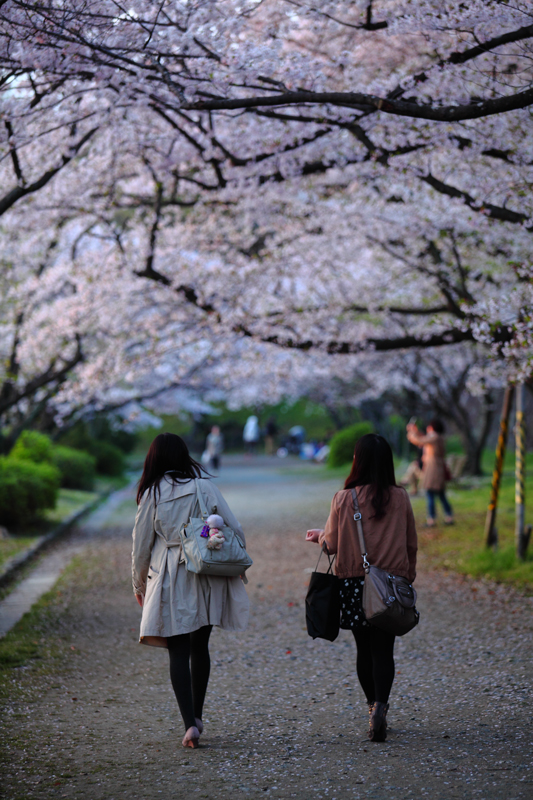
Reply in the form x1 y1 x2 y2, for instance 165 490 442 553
162 538 185 563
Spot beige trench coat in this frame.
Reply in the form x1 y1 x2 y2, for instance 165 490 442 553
132 476 250 648
406 429 446 491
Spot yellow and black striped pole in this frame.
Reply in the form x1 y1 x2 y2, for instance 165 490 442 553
515 383 527 558
484 386 514 548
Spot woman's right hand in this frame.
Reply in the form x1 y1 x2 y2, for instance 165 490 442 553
306 528 323 543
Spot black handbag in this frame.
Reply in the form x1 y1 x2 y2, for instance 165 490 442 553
305 545 340 642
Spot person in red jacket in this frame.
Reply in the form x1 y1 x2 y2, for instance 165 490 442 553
306 433 417 742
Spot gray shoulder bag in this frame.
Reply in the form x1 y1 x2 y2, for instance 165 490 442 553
352 488 419 636
179 479 253 577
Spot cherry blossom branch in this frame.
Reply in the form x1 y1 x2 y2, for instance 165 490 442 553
234 325 513 354
0 335 83 417
420 173 531 228
0 127 98 217
186 87 533 121
446 24 533 65
286 0 388 32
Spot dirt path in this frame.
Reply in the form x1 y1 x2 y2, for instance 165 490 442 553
1 458 532 799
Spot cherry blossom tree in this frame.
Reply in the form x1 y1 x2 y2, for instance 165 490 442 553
0 1 531 444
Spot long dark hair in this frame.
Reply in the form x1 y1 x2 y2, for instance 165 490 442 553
343 433 397 520
137 433 206 504
429 418 445 434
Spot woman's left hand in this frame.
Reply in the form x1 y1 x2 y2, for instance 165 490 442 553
135 593 144 607
306 528 323 543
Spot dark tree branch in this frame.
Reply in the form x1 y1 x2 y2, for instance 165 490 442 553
185 86 533 121
136 171 163 280
4 120 25 185
287 0 387 31
0 334 83 417
447 24 533 65
0 126 98 217
234 325 514 354
421 173 531 228
265 303 452 319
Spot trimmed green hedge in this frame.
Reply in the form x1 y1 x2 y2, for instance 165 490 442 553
52 446 97 491
0 457 60 527
10 430 54 464
328 422 375 468
89 440 124 476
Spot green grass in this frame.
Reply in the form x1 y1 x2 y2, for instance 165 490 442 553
94 473 130 493
0 536 38 571
45 487 99 524
0 487 101 570
0 551 110 687
0 583 64 691
410 463 533 590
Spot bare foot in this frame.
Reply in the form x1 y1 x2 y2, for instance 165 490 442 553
182 726 200 748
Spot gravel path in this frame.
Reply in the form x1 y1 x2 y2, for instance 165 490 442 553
1 459 532 799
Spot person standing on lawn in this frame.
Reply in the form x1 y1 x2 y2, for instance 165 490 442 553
264 415 278 456
205 424 224 472
406 418 454 527
243 415 260 455
306 433 418 742
132 433 249 749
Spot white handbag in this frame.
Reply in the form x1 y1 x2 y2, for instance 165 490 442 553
179 479 252 577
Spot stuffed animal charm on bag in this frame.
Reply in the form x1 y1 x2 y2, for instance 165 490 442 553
205 514 225 550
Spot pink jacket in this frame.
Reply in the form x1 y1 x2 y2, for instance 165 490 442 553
319 485 417 582
406 429 446 491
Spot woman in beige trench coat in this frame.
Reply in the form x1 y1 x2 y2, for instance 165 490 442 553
132 433 249 748
406 418 453 526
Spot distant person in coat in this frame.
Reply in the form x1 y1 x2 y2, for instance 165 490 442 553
132 433 249 748
264 416 278 456
243 415 260 455
205 424 224 471
406 418 453 527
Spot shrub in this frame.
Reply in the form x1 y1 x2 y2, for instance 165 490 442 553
89 440 125 476
10 430 54 464
52 446 97 491
0 457 60 527
58 418 137 454
328 422 375 468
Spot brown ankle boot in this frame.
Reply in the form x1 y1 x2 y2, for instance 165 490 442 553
368 702 389 742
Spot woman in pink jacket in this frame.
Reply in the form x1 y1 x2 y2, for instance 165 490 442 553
307 434 417 742
407 418 453 527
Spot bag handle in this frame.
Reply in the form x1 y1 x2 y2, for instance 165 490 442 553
314 543 336 575
194 478 209 519
351 488 370 572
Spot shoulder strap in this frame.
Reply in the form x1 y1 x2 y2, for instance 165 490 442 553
194 478 209 519
351 488 370 571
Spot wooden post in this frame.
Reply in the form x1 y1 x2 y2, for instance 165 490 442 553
484 386 514 548
515 384 528 560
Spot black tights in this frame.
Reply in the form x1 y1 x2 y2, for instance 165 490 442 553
167 625 212 731
353 627 396 704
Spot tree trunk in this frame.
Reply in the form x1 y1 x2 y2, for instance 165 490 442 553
457 392 494 476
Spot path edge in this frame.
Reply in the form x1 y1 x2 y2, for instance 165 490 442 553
0 492 111 589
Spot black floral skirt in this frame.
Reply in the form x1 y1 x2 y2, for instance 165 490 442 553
340 577 370 630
